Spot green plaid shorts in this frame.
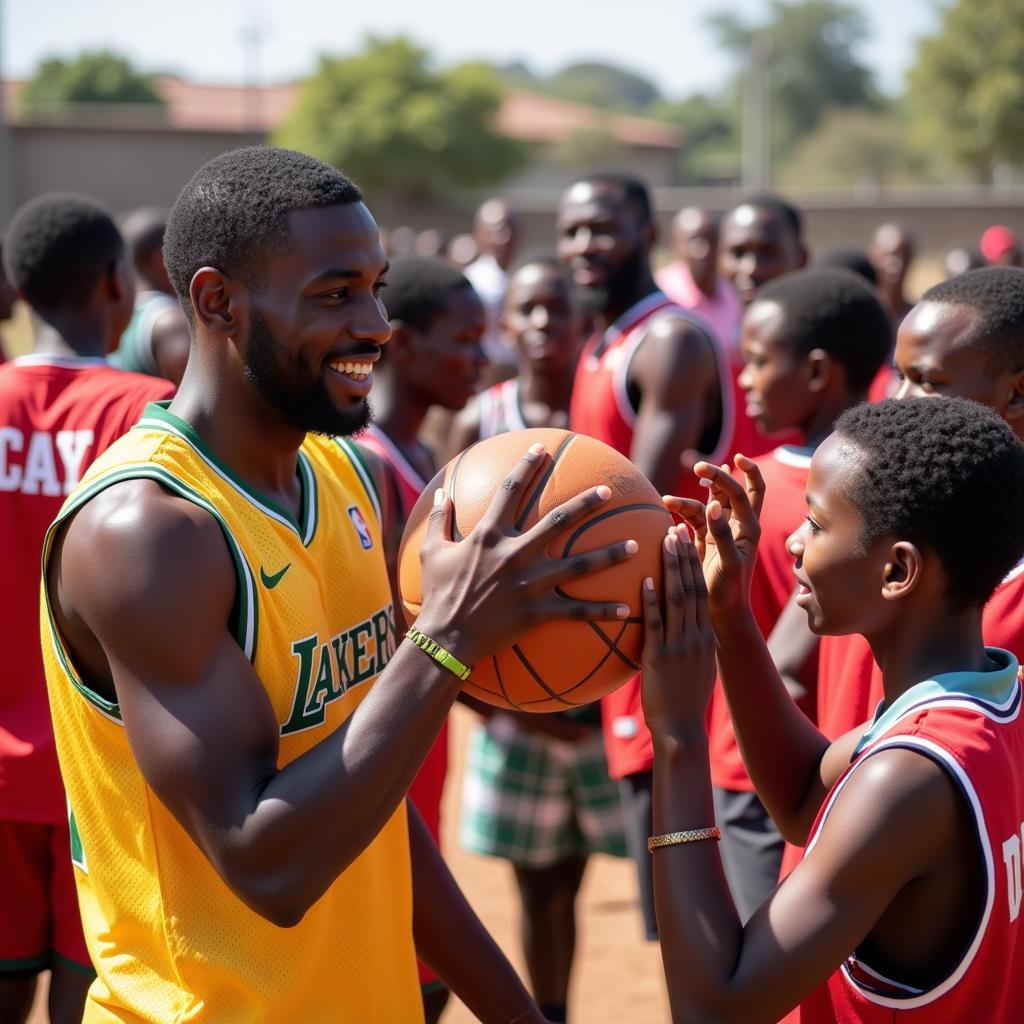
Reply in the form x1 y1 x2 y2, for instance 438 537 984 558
459 717 628 868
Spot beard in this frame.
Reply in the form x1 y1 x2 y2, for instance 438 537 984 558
242 309 373 439
572 244 649 317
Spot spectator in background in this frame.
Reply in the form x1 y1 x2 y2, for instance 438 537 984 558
719 194 808 458
817 246 877 286
980 224 1023 268
108 206 190 384
447 233 479 270
0 242 16 362
868 222 916 329
414 228 448 259
464 198 521 375
945 245 986 279
656 206 742 359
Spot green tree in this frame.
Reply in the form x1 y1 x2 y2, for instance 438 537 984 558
21 50 164 114
709 0 879 149
907 0 1024 182
654 92 741 184
546 62 662 112
776 106 927 189
275 37 527 198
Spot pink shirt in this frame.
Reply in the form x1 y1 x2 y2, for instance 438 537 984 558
656 260 743 364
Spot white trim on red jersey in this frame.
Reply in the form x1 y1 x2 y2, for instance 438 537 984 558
362 424 428 494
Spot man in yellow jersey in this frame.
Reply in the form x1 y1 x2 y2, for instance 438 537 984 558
40 147 636 1023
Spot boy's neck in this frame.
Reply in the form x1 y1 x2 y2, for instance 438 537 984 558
518 362 574 418
800 390 867 451
32 319 108 360
867 607 990 707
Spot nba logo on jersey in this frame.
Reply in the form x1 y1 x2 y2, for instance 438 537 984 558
348 505 373 550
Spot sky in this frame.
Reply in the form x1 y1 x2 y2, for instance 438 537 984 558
3 0 938 100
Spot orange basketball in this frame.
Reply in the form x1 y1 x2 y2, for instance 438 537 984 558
398 428 672 711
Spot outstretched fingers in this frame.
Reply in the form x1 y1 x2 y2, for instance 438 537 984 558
519 483 613 552
531 536 638 590
479 443 552 530
694 459 763 536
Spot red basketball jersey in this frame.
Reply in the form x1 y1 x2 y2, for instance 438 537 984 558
709 445 813 791
782 559 1024 886
0 355 173 823
797 650 1024 1023
358 425 449 845
570 292 734 779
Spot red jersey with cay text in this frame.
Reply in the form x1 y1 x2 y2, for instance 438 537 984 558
0 355 173 823
798 650 1024 1023
570 291 734 779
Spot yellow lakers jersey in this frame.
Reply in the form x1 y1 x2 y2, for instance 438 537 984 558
41 401 423 1023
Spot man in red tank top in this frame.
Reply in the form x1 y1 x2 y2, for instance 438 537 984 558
0 195 173 1023
560 173 733 939
706 269 891 921
356 255 487 1024
644 397 1024 1022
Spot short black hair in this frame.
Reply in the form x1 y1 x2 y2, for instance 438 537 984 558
573 173 653 226
754 268 892 392
921 266 1024 375
164 146 362 321
735 193 803 240
121 206 168 272
383 256 474 332
835 397 1024 608
509 247 575 292
818 246 877 286
4 193 123 311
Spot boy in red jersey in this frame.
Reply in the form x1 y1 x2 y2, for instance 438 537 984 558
708 268 891 920
559 172 733 939
813 267 1024 749
0 195 173 1023
356 255 487 1023
644 397 1024 1022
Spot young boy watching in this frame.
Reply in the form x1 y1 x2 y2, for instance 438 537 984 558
708 268 891 919
644 397 1024 1022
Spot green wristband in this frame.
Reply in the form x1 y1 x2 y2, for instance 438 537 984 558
405 626 473 681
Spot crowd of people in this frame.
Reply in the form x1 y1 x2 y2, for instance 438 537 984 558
1 145 1023 1024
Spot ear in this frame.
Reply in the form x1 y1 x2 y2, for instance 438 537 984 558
385 319 416 364
880 540 922 602
796 243 810 269
189 266 243 339
102 257 131 308
804 348 833 394
1000 368 1024 430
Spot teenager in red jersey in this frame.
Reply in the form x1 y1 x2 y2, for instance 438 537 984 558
645 397 1024 1022
454 253 626 1023
356 255 487 1024
813 267 1024 746
719 194 809 460
707 269 891 920
0 195 173 1023
559 172 733 939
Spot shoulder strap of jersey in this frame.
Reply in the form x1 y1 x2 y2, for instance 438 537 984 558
333 436 383 525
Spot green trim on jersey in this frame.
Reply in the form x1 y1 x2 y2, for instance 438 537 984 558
135 402 319 547
335 436 382 525
69 804 87 873
42 464 260 721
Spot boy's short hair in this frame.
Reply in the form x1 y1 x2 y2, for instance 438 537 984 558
4 193 123 311
508 248 575 294
571 173 653 226
734 193 804 241
835 397 1024 608
920 267 1024 375
164 146 362 323
755 268 892 392
383 256 474 333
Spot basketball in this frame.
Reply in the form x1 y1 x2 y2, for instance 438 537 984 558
398 428 673 711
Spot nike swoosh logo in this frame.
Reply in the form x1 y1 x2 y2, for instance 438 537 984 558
260 563 291 589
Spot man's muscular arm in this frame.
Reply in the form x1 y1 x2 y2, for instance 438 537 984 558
49 447 634 928
629 317 720 495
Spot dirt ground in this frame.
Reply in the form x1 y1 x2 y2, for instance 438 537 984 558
29 703 668 1024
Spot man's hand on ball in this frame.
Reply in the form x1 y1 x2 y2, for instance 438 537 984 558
415 443 637 667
